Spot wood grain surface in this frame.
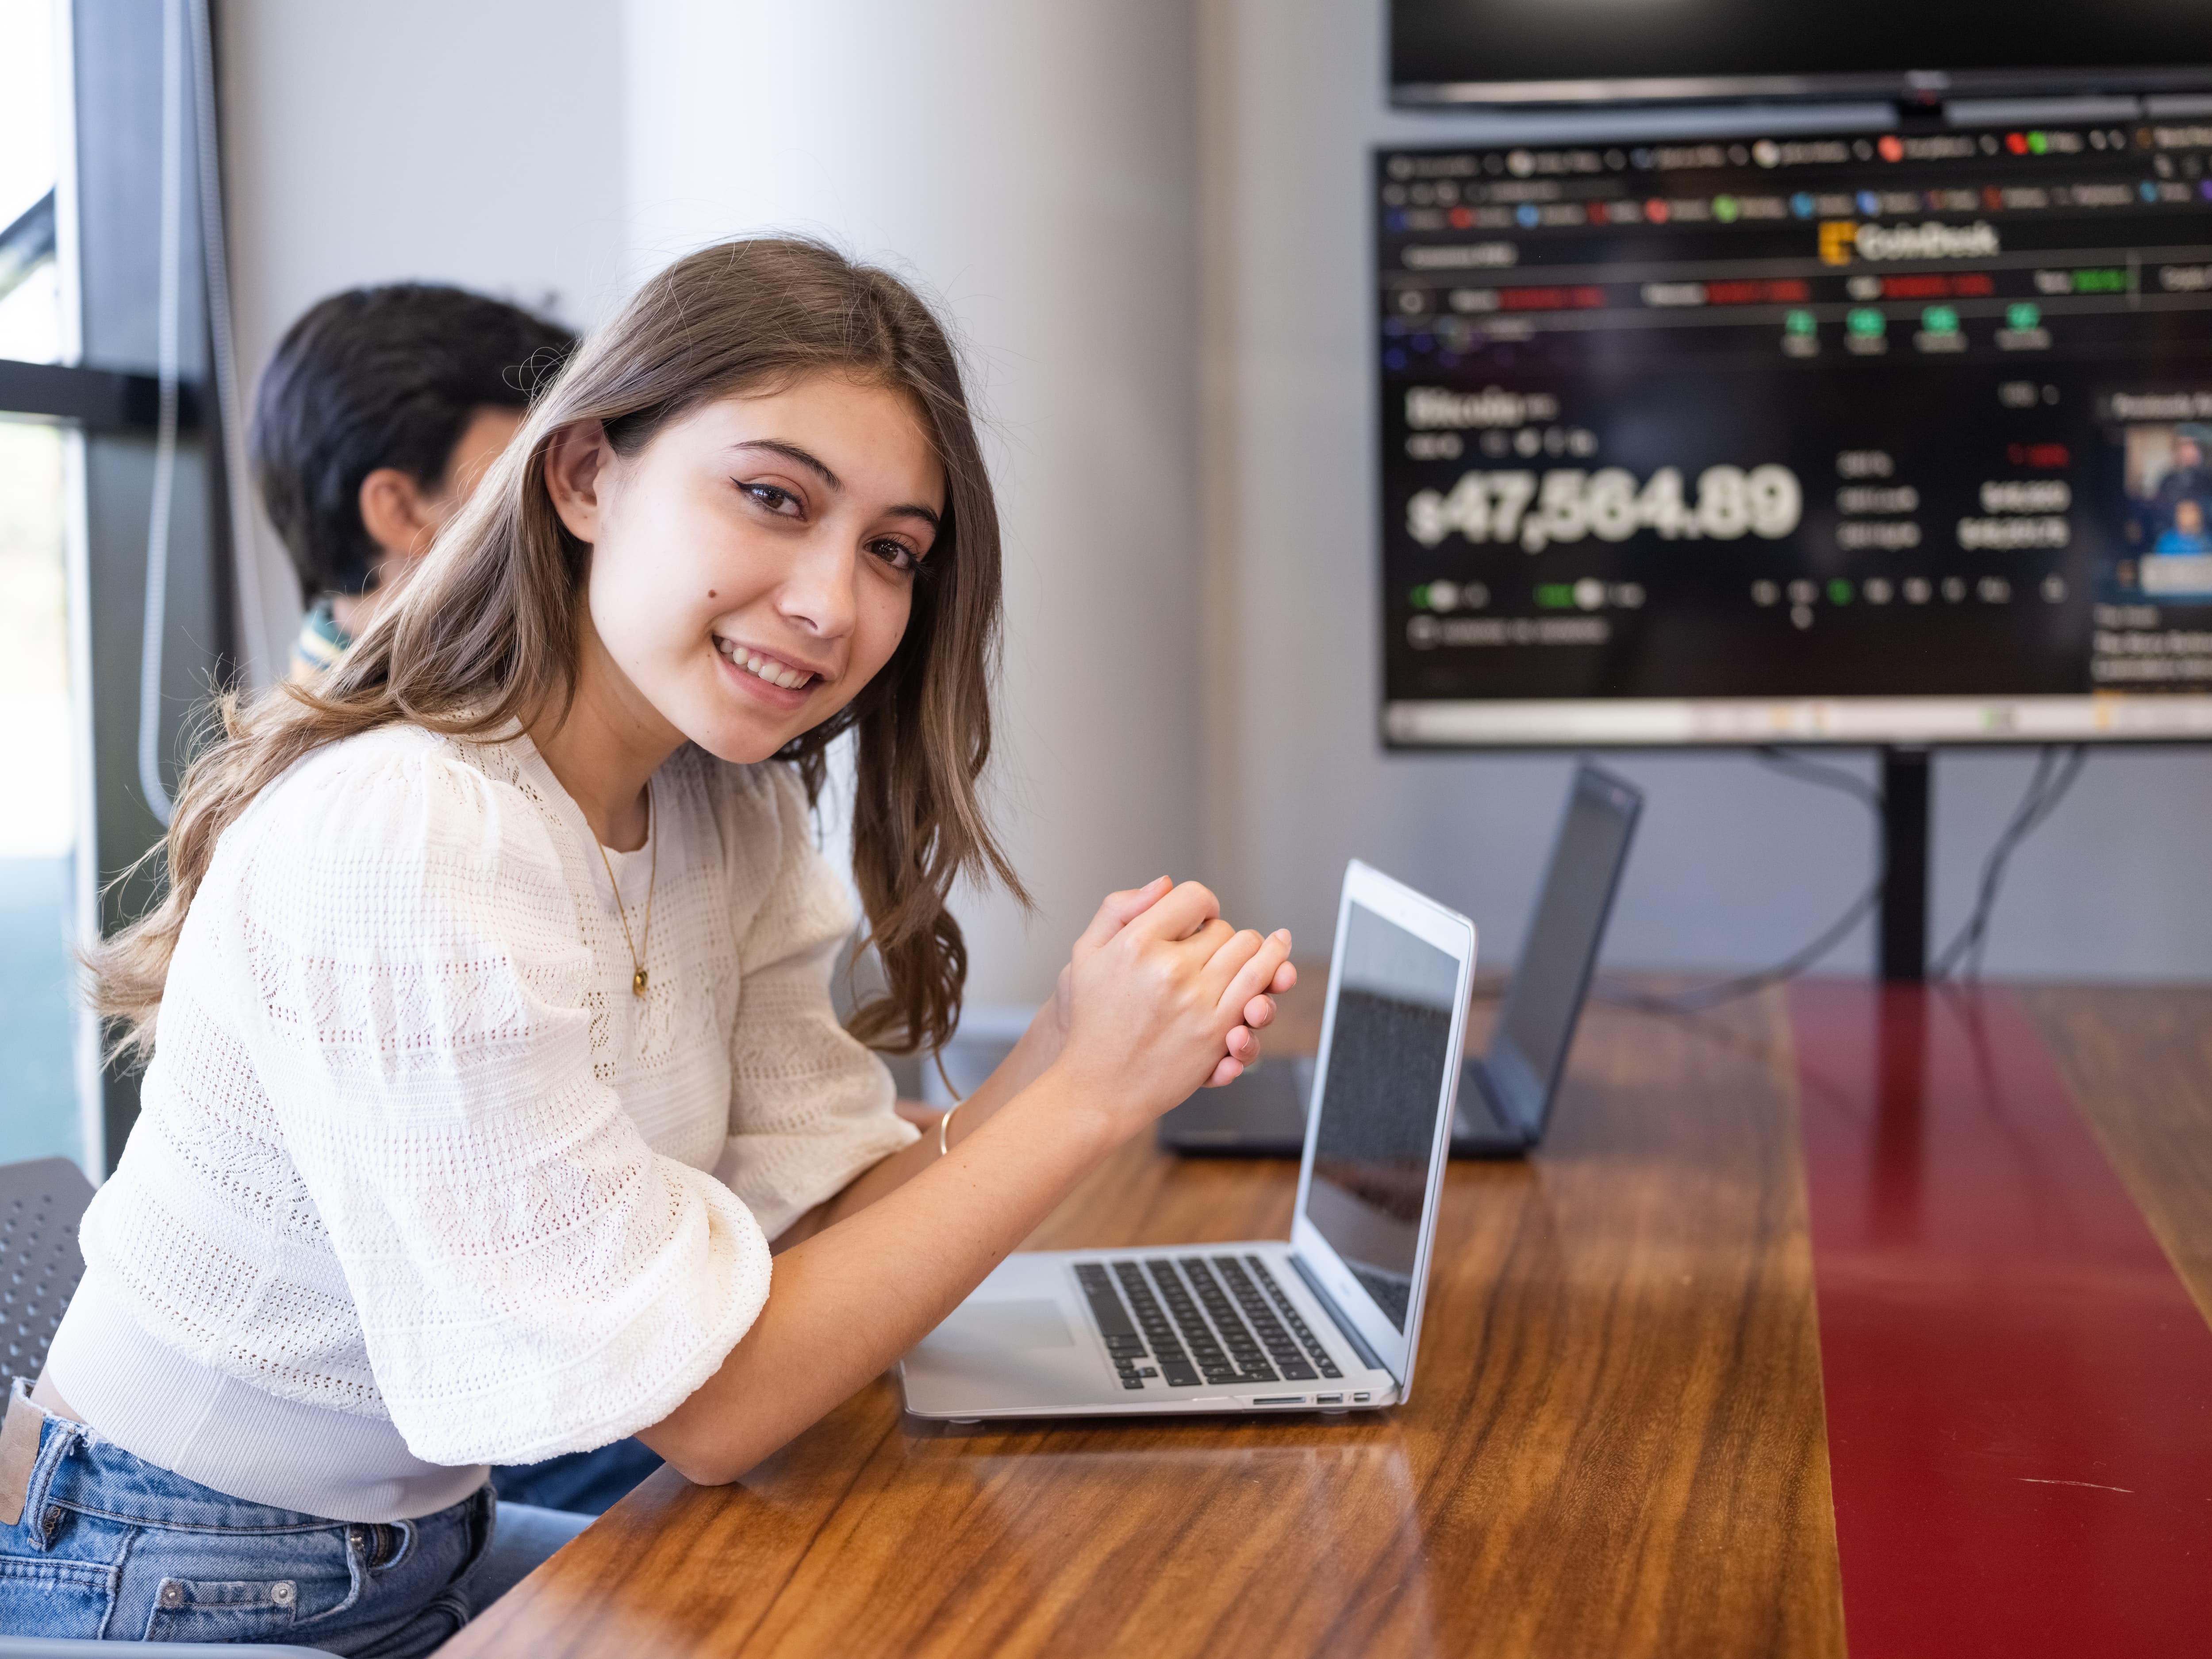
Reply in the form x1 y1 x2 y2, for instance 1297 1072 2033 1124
2016 985 2212 1329
442 979 1846 1659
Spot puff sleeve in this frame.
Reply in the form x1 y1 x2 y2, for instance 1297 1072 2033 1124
223 735 773 1465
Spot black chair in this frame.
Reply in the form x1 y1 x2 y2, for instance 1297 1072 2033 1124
0 1158 90 1384
0 1157 336 1659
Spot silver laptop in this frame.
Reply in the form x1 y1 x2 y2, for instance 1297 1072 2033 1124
900 860 1476 1421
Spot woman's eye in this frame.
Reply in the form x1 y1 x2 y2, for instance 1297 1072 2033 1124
742 481 801 515
870 539 920 574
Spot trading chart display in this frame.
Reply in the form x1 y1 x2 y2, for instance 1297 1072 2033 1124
1377 123 2212 745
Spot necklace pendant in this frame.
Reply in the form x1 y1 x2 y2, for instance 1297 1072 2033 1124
632 968 649 997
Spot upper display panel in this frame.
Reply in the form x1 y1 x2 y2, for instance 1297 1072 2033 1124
1377 122 2212 746
1390 1 2212 107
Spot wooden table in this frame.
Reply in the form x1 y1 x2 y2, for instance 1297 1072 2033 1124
442 982 2212 1659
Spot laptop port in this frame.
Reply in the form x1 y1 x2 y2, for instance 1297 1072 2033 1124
1315 1393 1343 1405
1252 1396 1306 1406
1352 1391 1371 1402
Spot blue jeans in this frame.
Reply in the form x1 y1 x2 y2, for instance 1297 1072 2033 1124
491 1438 661 1515
0 1384 589 1654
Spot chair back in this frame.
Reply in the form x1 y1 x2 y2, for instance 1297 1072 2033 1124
0 1157 92 1382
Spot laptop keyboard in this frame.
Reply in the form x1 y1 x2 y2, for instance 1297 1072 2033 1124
1074 1256 1345 1390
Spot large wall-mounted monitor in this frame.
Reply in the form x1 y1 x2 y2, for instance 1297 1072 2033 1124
1390 2 2212 109
1377 120 2212 746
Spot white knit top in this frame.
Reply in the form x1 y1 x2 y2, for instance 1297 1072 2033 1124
48 725 914 1523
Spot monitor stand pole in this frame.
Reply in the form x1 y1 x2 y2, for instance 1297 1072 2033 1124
1878 746 1931 982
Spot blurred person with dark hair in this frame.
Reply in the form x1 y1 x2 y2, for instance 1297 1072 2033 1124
251 283 575 680
2150 422 2212 534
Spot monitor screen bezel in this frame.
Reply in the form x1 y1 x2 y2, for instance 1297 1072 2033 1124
1384 3 2212 114
1380 699 2212 750
1290 859 1478 1391
1391 67 2212 114
1369 122 2212 753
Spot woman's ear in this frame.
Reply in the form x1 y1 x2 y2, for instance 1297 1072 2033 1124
357 468 442 561
543 419 614 544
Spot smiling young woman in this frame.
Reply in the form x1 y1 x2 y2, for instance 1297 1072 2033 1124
15 241 1293 1655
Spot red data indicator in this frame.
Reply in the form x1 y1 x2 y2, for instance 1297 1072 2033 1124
1499 285 1607 311
1640 278 1812 308
1706 278 1812 304
1880 273 1995 299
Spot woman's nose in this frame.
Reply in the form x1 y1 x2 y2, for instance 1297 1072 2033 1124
775 536 859 638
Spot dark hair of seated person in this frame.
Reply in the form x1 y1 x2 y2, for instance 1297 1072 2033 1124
250 284 576 597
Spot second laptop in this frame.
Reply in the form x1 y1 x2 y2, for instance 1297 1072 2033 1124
1157 760 1642 1160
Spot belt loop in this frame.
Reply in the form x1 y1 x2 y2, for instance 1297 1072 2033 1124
0 1379 47 1528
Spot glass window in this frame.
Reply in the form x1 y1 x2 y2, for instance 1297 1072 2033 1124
0 0 66 366
0 415 84 1165
0 0 84 1167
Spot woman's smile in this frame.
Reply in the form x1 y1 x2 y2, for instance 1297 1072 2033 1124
714 635 827 704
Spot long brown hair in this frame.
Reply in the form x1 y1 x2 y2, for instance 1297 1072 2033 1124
94 238 1025 1060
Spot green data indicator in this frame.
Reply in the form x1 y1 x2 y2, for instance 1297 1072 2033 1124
1785 309 1816 335
1922 305 1960 335
1846 307 1886 337
2007 302 2042 330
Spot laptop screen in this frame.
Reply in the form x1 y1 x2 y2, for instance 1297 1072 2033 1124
1483 765 1641 1134
1303 901 1460 1331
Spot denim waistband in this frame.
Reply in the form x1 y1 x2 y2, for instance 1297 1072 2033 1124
4 1378 482 1542
0 1379 502 1654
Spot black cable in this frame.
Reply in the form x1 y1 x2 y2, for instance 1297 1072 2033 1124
1598 746 1885 1016
1928 745 2088 981
1928 746 2055 979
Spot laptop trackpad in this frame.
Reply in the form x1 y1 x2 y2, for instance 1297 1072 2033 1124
922 1298 1075 1354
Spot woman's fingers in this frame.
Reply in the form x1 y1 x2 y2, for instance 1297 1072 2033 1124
1225 964 1294 1040
1214 929 1293 1014
1127 879 1221 943
1185 918 1237 963
1202 1025 1261 1087
1079 876 1172 951
1202 927 1265 986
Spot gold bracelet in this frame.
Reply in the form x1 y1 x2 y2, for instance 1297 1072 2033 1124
938 1102 960 1157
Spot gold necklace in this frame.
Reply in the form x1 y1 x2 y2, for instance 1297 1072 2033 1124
595 783 657 997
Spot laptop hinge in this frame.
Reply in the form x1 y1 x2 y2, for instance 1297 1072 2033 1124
1288 1253 1389 1377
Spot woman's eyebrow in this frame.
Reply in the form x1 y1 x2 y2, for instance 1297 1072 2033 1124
733 439 841 489
732 440 940 528
735 439 943 531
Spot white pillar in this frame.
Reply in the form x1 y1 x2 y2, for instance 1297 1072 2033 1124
219 0 630 676
624 0 1204 1006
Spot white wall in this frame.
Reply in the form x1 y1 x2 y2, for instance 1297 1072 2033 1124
1197 0 2212 983
214 0 2212 992
217 0 628 675
623 0 1204 1005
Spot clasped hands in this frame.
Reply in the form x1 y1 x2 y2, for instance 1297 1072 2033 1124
1045 876 1296 1120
